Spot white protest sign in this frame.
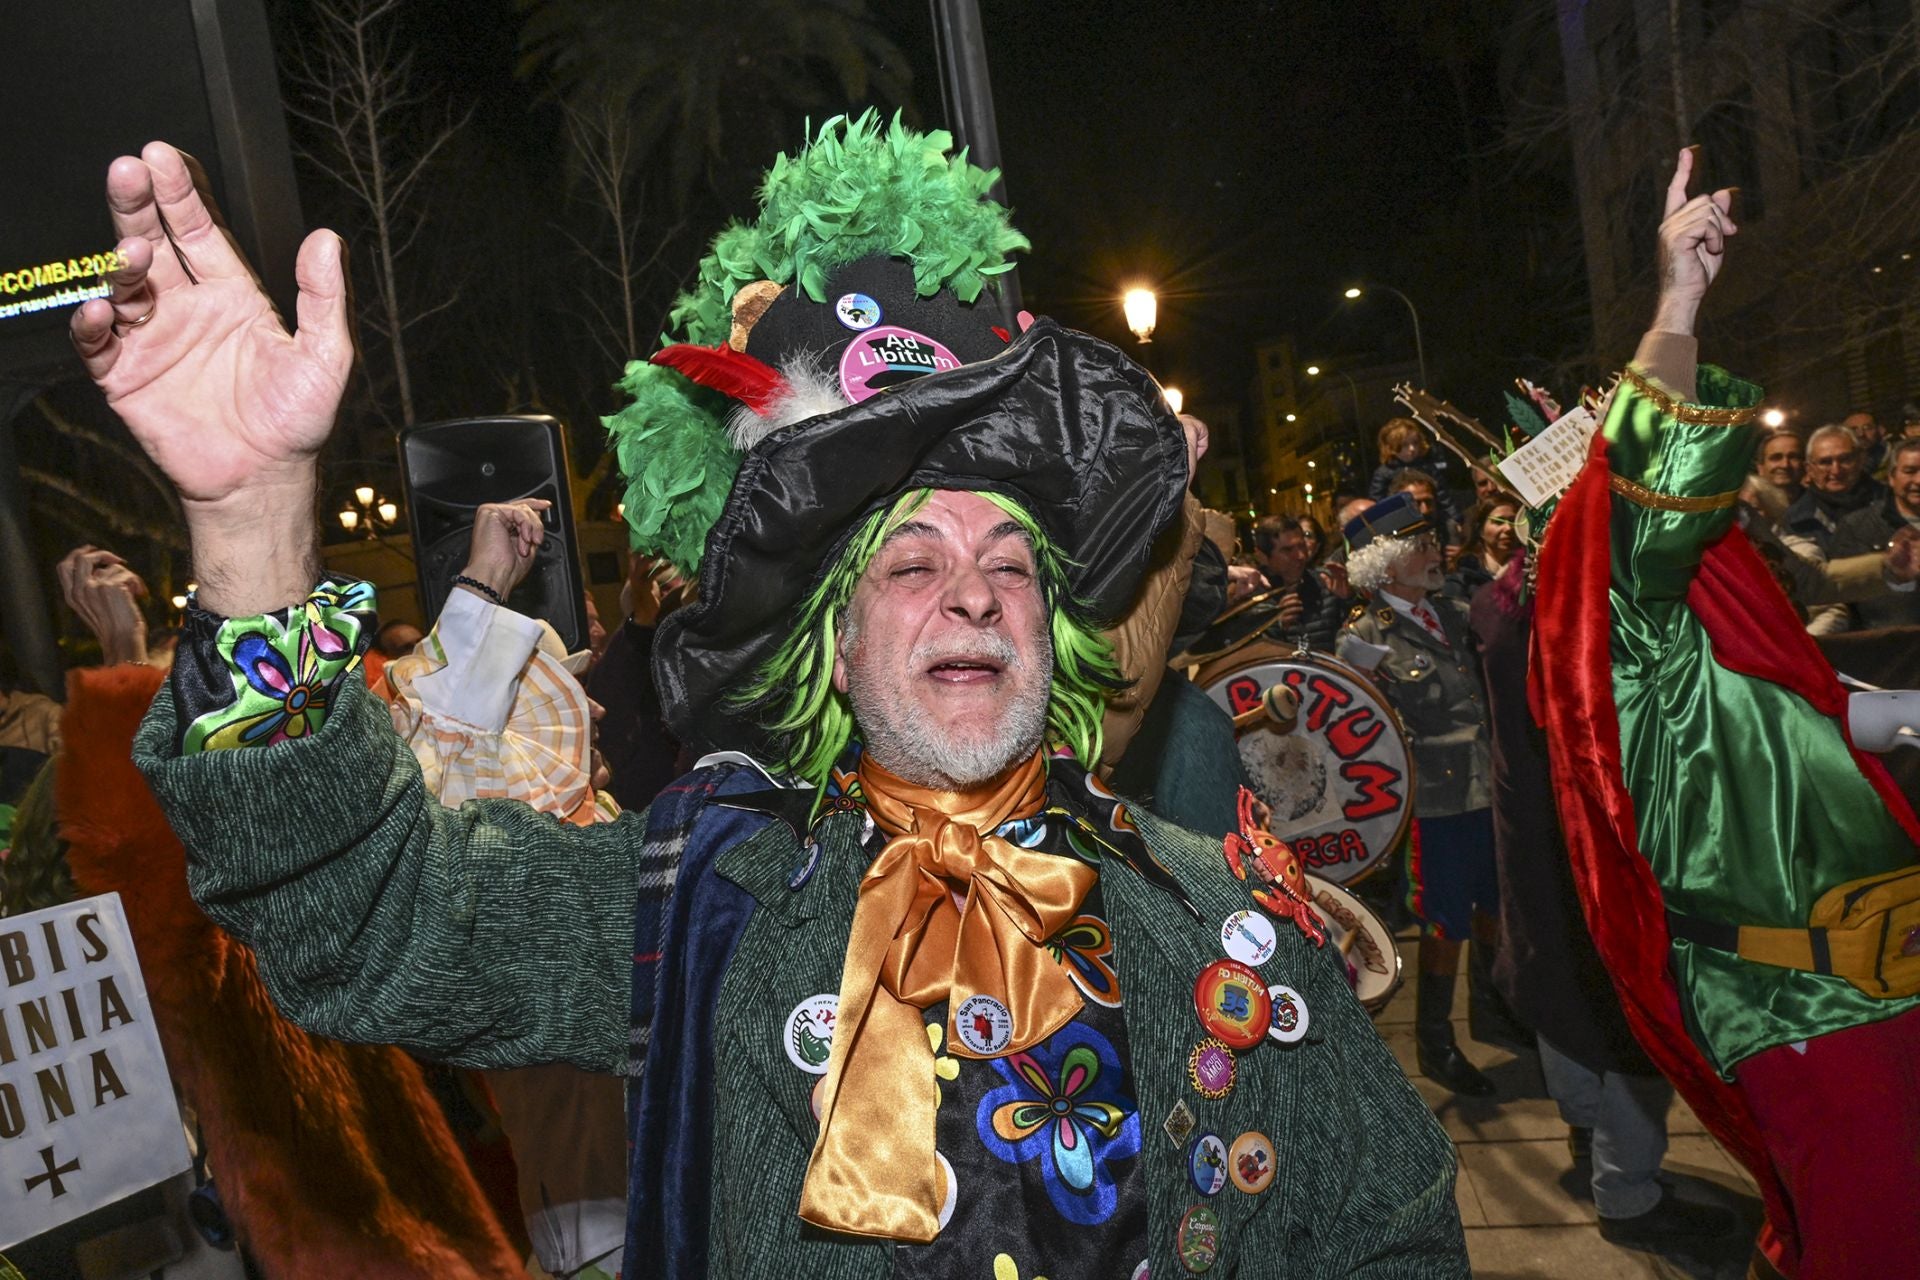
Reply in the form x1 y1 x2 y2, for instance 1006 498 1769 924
1497 406 1599 508
0 893 189 1249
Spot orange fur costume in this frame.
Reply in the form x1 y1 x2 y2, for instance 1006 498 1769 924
56 664 523 1279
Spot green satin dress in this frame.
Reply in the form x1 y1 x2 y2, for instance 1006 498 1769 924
1606 366 1920 1077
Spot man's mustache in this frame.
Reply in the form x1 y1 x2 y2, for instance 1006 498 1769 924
911 630 1022 670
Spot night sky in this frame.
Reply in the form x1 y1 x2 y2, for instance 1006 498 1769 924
391 0 1584 426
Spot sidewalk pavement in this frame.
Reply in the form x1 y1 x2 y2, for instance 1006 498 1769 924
1375 938 1763 1279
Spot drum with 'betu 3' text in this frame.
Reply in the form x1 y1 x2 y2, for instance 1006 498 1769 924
1193 644 1413 885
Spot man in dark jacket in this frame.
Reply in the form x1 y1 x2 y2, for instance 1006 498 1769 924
1828 438 1920 630
1249 516 1344 652
1781 423 1888 556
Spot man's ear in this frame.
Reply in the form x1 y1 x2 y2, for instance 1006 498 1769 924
832 621 851 694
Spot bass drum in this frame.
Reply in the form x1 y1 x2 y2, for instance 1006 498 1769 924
1193 642 1414 885
1305 874 1404 1015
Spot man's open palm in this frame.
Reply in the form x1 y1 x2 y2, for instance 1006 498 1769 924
70 142 354 506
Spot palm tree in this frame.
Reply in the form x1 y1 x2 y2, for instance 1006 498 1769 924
514 0 916 211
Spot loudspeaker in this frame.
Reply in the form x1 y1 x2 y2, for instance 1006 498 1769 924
400 415 586 652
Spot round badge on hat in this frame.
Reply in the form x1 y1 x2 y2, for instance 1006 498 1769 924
1228 1131 1276 1194
784 994 839 1074
1193 959 1273 1051
953 993 1015 1057
1187 1132 1229 1197
1266 983 1310 1045
1220 908 1278 967
1187 1037 1237 1100
834 291 882 332
837 324 963 403
1176 1203 1221 1273
809 1075 827 1123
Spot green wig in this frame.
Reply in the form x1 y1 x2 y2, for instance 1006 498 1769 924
603 109 1030 578
732 489 1127 788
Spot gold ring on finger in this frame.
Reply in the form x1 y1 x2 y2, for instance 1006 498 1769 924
113 303 157 335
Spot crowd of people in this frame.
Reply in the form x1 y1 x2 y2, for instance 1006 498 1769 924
2 120 1916 1280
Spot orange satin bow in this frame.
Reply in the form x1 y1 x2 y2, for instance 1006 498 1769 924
797 749 1097 1242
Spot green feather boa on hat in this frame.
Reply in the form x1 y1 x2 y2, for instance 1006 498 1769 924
603 108 1029 576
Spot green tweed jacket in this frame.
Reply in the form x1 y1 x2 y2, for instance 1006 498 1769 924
132 677 1464 1277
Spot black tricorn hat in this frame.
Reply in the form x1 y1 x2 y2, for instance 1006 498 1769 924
653 317 1189 755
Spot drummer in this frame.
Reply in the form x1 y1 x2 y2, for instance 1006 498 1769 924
1338 492 1504 1098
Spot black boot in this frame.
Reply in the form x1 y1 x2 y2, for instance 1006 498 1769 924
1415 969 1496 1097
1598 1188 1735 1250
1467 935 1535 1055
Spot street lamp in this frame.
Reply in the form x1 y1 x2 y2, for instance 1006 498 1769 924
1123 288 1157 343
1342 284 1427 387
340 486 401 540
1162 385 1184 414
1761 408 1787 428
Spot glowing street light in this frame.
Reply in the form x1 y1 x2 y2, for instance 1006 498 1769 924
1285 413 1297 423
1162 385 1184 414
1761 408 1787 428
340 485 400 540
1305 364 1321 375
1122 288 1158 343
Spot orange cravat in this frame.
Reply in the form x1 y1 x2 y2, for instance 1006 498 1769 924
797 749 1096 1242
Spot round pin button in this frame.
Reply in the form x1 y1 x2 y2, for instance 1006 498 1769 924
953 993 1015 1056
1176 1203 1221 1273
1266 983 1310 1045
1221 908 1278 967
1187 1037 1237 1100
788 840 821 890
1228 1130 1276 1194
784 994 839 1074
1193 959 1273 1050
1187 1132 1228 1196
834 291 882 331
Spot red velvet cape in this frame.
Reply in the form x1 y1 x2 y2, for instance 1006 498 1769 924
1531 437 1920 1276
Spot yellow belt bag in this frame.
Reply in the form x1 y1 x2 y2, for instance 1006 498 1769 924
1667 864 1920 998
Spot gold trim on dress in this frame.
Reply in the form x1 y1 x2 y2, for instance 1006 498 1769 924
1608 472 1739 512
1622 364 1757 426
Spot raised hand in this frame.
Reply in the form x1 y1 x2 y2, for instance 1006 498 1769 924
459 500 552 601
71 143 353 505
1652 146 1738 337
72 143 356 614
58 545 150 666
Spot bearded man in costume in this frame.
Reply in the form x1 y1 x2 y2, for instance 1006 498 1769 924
77 120 1464 1278
1534 148 1920 1279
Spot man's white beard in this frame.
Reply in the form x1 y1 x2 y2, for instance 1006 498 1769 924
846 627 1054 789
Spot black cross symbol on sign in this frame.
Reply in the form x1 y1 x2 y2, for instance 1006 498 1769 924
24 1146 80 1199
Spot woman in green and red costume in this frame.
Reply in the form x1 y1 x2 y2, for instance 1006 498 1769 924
1533 147 1920 1279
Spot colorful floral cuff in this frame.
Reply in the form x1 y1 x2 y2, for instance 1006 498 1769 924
175 579 377 755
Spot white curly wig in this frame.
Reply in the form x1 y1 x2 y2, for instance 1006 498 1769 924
1346 535 1424 595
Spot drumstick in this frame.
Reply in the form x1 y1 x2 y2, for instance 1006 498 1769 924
1231 684 1300 734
